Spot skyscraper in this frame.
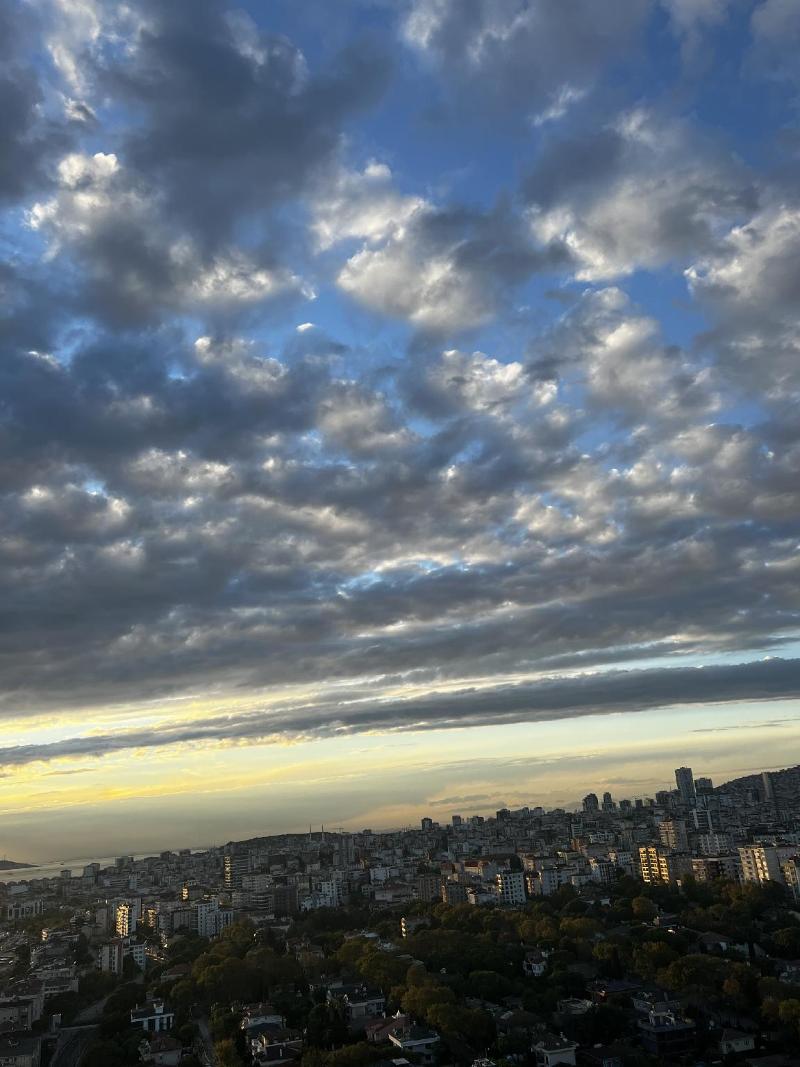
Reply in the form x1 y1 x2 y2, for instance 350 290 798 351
674 766 695 804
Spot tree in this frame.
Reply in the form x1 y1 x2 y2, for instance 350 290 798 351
306 1000 349 1049
773 927 800 958
215 1038 245 1067
171 978 197 1011
465 970 514 1003
593 941 625 979
427 1002 494 1049
658 954 727 1000
302 1042 394 1067
83 1039 130 1067
632 941 679 980
778 998 800 1039
75 933 93 965
560 917 600 940
401 980 455 1019
631 897 658 922
194 955 257 1005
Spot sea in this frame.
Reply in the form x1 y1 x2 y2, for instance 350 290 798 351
0 849 210 885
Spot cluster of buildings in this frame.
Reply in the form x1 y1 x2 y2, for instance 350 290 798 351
2 765 799 947
0 763 799 1063
215 765 800 912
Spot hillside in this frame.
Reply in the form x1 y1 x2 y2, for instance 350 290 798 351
716 764 800 804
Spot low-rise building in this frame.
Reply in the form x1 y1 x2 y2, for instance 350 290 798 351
533 1033 578 1067
719 1029 756 1056
0 1031 40 1067
130 998 175 1033
388 1024 439 1066
138 1033 182 1065
637 1011 695 1058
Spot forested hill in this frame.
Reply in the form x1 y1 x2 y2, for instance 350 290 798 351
716 764 800 803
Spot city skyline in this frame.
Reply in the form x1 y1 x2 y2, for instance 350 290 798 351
3 735 798 866
2 0 800 860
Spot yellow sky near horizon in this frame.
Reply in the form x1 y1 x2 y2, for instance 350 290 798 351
2 694 799 862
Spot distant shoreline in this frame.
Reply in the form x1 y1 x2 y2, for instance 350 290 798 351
0 860 35 871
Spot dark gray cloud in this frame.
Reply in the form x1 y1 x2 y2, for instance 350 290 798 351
748 0 800 87
27 1 389 326
686 201 800 404
1 657 797 769
108 2 388 243
1 288 799 721
333 195 571 332
402 0 650 114
0 3 73 203
523 109 757 280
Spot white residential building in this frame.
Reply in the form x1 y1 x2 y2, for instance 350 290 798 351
495 870 526 906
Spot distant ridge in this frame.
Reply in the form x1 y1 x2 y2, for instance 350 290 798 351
0 859 35 870
716 764 800 804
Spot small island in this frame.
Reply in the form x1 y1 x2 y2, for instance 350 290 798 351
0 859 35 870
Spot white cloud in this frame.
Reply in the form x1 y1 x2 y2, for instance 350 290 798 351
425 349 554 413
546 287 718 422
686 204 800 397
311 162 426 251
531 85 587 127
528 109 752 280
402 0 649 111
317 385 415 456
29 152 309 314
323 164 551 332
46 0 146 97
315 162 485 331
338 237 496 332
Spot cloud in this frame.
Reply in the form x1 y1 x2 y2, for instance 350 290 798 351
96 1 389 245
1 277 799 722
0 2 74 204
313 161 568 333
28 1 389 325
402 0 649 113
525 108 755 280
532 287 719 424
531 86 588 128
28 151 312 326
0 0 799 809
686 203 800 402
749 0 800 86
336 197 569 332
660 0 733 54
311 162 426 251
1 657 798 769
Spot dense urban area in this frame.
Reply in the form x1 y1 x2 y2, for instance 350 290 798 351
5 765 800 1067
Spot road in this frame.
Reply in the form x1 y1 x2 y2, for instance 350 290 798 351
197 1014 217 1066
49 1026 98 1067
72 995 110 1023
48 993 109 1067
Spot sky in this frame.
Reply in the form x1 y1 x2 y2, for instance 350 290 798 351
2 0 800 863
